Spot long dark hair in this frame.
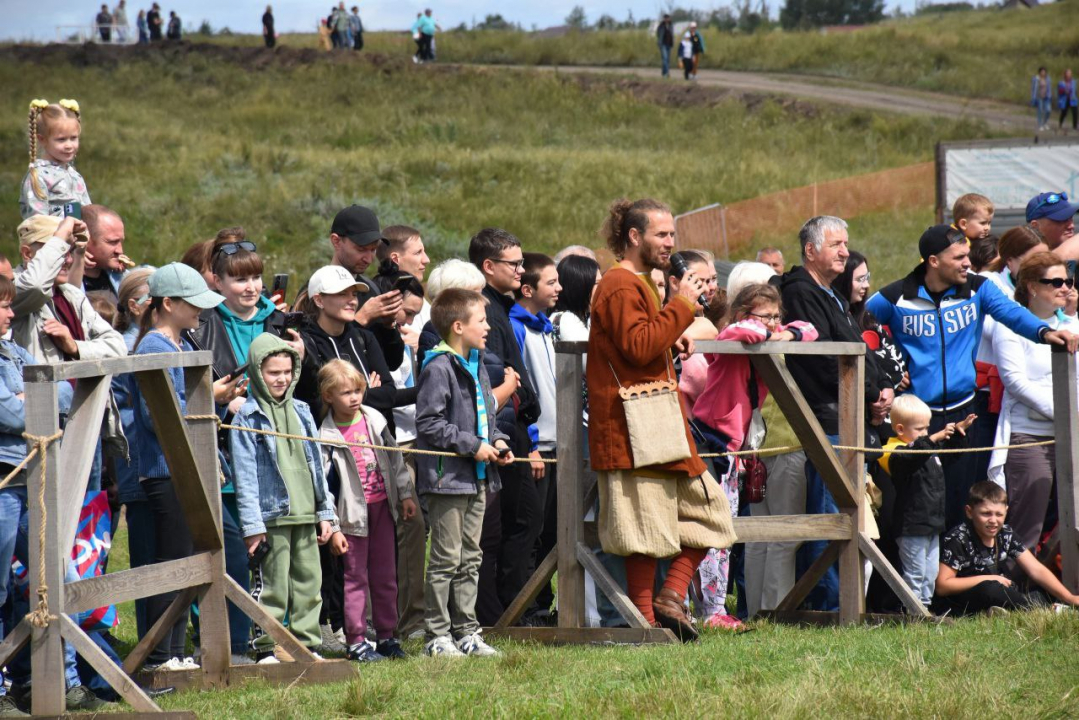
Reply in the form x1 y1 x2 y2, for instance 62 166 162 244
552 255 601 324
834 250 869 326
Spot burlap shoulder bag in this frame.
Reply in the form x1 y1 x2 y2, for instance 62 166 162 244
609 355 692 468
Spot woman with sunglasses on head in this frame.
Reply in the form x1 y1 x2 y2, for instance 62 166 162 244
988 251 1079 552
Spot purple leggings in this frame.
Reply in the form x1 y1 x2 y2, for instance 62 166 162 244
342 500 399 644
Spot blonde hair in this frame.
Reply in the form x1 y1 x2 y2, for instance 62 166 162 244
27 99 81 200
317 359 367 407
952 193 994 222
890 393 931 428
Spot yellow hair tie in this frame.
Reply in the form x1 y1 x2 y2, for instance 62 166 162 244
29 99 49 111
58 99 80 116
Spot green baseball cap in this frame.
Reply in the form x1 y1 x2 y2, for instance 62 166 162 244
148 262 225 309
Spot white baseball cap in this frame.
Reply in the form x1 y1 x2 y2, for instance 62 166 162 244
308 265 370 296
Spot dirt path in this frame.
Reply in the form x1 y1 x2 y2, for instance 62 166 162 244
499 64 1030 130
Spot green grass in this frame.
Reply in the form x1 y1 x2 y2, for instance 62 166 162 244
100 517 1079 718
0 46 998 289
206 1 1079 103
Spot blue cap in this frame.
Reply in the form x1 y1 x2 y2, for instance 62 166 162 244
148 262 225 309
1026 192 1079 223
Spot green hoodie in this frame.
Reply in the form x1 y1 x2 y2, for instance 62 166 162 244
247 332 316 525
217 295 277 368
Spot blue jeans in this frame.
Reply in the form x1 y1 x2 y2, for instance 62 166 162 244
897 534 939 606
659 44 671 77
1036 98 1052 128
796 434 840 612
221 494 252 654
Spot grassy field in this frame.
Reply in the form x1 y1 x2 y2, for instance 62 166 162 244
0 43 997 288
95 519 1079 719
207 2 1079 104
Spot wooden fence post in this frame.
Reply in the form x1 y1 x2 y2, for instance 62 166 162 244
1052 347 1079 592
836 354 865 624
555 349 586 629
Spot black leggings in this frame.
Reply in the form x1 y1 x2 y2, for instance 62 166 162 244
932 579 1046 617
143 477 194 664
1061 106 1078 129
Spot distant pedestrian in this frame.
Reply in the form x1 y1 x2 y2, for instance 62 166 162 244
136 9 148 43
166 10 181 40
331 2 349 49
113 0 128 42
1031 66 1052 132
656 14 674 78
416 8 440 63
96 4 113 43
263 5 275 48
349 6 364 50
679 22 704 81
410 12 422 63
1058 68 1078 131
318 18 332 51
147 2 162 41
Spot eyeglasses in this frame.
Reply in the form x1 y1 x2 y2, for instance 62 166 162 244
854 272 871 285
749 312 783 323
1031 192 1068 214
212 241 257 257
492 258 524 272
1037 277 1075 289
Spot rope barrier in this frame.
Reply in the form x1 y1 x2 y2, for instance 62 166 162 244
0 430 64 629
185 414 1054 463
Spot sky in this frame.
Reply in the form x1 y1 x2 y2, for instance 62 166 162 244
3 0 942 42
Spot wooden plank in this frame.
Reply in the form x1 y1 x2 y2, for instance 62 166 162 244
485 627 677 645
223 575 317 664
24 351 214 382
555 351 586 629
837 355 866 624
774 540 845 613
858 533 930 618
731 514 853 543
24 379 66 716
133 368 221 552
65 553 214 614
185 364 230 683
58 614 161 713
552 340 865 357
0 618 30 667
750 355 856 507
575 543 651 629
123 586 201 675
494 548 557 629
138 659 356 693
57 375 112 561
1052 347 1079 593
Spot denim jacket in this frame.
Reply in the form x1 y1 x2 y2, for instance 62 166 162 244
229 395 336 537
0 339 73 474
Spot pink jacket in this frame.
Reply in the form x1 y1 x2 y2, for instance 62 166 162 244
686 319 817 452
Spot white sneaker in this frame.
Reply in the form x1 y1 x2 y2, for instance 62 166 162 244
154 657 199 672
256 655 280 665
424 636 465 657
456 632 500 657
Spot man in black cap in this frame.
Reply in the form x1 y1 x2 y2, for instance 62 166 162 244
867 224 1079 526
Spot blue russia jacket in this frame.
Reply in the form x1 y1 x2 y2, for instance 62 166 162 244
866 266 1049 411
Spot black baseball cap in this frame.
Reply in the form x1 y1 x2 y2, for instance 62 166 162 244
331 205 386 246
918 224 968 263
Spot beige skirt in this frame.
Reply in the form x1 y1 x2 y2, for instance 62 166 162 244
597 470 737 558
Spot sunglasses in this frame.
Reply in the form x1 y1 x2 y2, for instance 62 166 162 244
213 241 257 257
1031 192 1068 214
1037 277 1075 289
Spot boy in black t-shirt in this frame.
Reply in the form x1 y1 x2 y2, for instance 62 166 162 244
933 482 1079 615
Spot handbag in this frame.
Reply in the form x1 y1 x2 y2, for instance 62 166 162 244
610 355 692 469
741 363 769 504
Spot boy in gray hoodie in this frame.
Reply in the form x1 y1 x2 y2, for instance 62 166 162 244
416 288 513 658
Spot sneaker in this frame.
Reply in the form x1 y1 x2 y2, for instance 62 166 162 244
406 628 426 641
456 632 500 657
255 652 280 665
334 627 347 645
320 623 347 654
704 612 745 631
147 656 199 672
347 643 385 663
230 653 256 666
0 696 28 718
424 636 465 658
66 686 111 712
375 639 407 660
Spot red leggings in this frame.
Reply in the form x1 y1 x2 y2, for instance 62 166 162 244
624 547 707 624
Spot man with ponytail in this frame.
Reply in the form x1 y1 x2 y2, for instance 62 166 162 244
587 197 735 641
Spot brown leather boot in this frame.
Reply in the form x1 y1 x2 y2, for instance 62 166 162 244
652 587 699 642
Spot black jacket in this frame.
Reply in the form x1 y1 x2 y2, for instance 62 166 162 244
773 266 883 435
481 285 541 438
185 306 286 380
295 317 416 432
881 434 959 536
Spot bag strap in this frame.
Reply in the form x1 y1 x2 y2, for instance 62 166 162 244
608 349 675 390
748 363 760 410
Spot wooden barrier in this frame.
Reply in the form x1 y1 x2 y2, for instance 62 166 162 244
492 339 934 644
2 352 354 716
